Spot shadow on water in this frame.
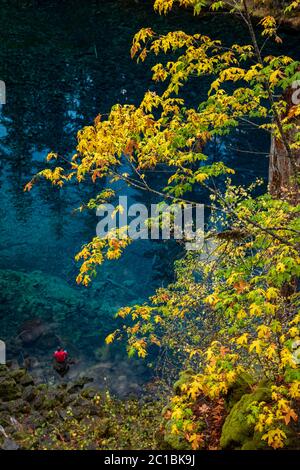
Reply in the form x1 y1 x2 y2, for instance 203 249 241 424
0 0 299 395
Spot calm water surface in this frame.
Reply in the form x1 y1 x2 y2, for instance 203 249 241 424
0 0 299 394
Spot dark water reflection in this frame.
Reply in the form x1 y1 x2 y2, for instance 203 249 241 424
0 0 299 394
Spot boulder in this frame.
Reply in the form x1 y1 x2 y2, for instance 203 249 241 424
220 381 271 450
1 438 19 450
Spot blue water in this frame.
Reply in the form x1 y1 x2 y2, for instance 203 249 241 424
0 0 299 394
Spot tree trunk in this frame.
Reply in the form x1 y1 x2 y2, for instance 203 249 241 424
269 86 300 202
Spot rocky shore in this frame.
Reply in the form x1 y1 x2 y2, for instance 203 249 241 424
0 363 161 450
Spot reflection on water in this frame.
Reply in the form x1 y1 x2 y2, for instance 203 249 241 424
0 0 299 394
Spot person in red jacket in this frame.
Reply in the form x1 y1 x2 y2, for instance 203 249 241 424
54 347 68 363
53 347 69 377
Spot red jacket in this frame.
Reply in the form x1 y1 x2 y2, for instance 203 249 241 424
54 350 68 363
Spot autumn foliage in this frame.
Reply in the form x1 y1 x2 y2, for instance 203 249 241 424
26 0 300 450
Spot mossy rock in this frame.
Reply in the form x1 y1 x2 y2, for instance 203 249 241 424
9 369 27 381
19 373 34 387
0 365 9 377
0 412 12 427
225 372 255 409
5 398 31 414
8 368 34 387
241 436 268 450
163 420 191 450
31 393 47 410
0 378 22 401
66 377 93 394
41 395 61 411
22 385 38 402
220 381 271 450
